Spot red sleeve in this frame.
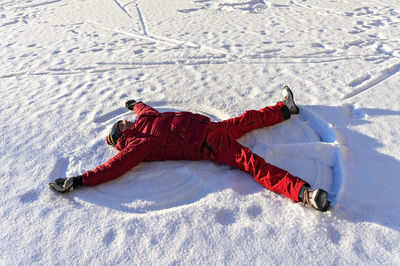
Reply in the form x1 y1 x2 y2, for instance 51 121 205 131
82 138 154 186
133 102 159 116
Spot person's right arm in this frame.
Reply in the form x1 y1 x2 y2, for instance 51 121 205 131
82 137 154 186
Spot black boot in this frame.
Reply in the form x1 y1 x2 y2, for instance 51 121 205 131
299 186 330 212
282 86 299 114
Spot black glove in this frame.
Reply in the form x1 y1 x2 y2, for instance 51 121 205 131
48 176 83 194
125 99 137 110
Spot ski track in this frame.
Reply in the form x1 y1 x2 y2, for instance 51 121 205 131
86 20 229 56
343 63 400 99
113 0 134 19
111 0 148 35
136 3 148 36
1 53 388 80
0 45 393 80
12 0 62 10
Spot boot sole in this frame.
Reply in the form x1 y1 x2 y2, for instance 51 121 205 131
312 189 330 212
283 86 299 114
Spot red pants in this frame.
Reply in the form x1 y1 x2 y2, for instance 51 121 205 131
201 102 307 202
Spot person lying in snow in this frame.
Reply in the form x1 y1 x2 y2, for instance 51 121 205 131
49 86 330 212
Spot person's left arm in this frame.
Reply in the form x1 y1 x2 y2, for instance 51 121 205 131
126 99 159 116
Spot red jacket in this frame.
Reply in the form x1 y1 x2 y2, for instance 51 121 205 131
82 102 210 186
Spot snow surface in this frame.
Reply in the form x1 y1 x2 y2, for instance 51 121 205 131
1 0 400 264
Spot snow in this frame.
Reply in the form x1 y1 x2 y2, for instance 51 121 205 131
1 0 400 264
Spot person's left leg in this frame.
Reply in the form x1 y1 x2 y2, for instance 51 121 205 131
209 102 291 139
201 131 306 202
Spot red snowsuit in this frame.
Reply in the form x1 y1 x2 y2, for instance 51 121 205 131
82 102 307 202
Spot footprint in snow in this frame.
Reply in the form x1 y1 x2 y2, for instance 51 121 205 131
19 189 40 203
246 204 263 220
343 104 365 119
215 208 237 226
102 229 117 246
